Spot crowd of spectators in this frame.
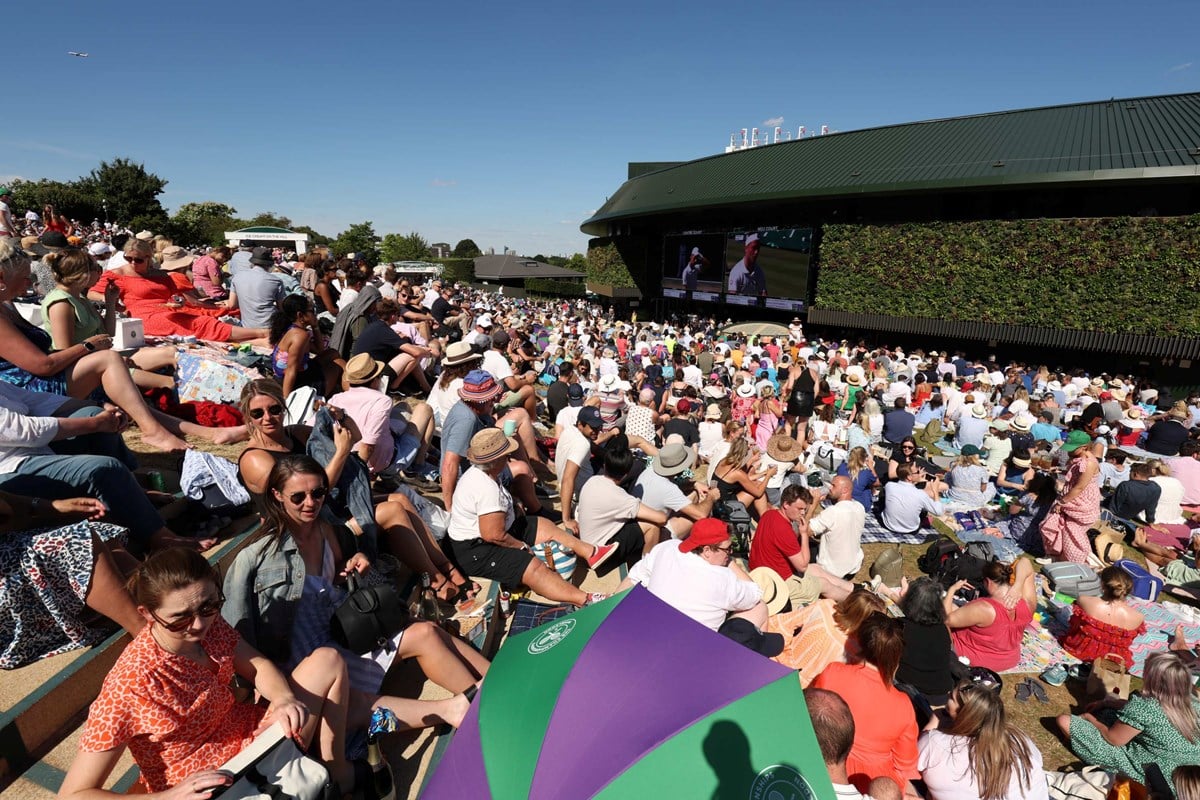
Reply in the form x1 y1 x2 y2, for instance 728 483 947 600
1 197 1199 798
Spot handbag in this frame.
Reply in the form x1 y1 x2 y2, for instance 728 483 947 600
532 540 578 580
212 722 332 800
1086 653 1131 701
330 573 410 654
870 546 904 587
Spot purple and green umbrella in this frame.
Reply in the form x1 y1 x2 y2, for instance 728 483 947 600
422 586 834 799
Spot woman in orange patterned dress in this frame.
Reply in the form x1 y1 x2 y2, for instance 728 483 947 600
59 547 465 800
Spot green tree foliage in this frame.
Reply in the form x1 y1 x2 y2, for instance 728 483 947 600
437 258 476 284
78 158 168 230
586 242 636 288
332 221 380 266
816 216 1200 336
565 253 587 273
452 239 482 258
169 202 238 247
291 225 332 246
241 211 294 229
380 231 431 262
7 179 101 222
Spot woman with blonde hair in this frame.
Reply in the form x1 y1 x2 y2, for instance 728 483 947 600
919 681 1044 800
861 396 884 443
710 436 774 518
89 239 267 342
1059 651 1200 795
945 444 996 508
836 445 879 512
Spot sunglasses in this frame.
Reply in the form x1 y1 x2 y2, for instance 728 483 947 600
249 404 284 419
150 591 225 633
902 446 915 451
126 256 148 264
714 544 733 553
285 487 328 505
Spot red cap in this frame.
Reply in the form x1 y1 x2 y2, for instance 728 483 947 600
680 518 730 553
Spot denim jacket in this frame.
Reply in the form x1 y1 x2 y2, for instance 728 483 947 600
221 526 357 664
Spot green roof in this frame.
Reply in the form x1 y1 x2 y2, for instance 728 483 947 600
582 92 1200 235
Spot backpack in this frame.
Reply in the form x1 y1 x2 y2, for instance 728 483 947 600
936 544 995 593
917 536 961 576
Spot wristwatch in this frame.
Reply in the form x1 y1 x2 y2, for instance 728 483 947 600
83 340 97 352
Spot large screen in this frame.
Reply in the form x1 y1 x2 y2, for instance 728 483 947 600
662 233 725 302
724 228 811 312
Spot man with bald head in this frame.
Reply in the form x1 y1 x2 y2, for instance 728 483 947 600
809 475 866 579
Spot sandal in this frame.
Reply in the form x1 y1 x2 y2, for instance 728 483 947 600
1029 680 1050 704
1015 679 1032 703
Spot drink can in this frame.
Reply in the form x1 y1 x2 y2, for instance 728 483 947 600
499 591 511 615
147 471 166 492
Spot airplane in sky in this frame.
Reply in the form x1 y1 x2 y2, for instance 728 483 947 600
67 51 89 58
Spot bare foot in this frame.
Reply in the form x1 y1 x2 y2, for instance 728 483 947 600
209 425 249 445
1171 624 1191 652
141 431 190 453
445 693 471 729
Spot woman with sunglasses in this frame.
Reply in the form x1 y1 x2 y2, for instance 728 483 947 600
0 239 243 453
887 436 919 481
222 456 486 720
62 548 468 800
88 239 268 343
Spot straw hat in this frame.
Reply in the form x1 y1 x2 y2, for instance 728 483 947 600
1011 414 1034 432
749 567 789 616
159 245 195 271
1122 407 1146 429
442 340 482 367
970 404 989 420
845 372 863 387
766 434 803 463
704 403 722 420
344 353 385 386
736 382 756 398
1093 528 1126 567
466 428 519 465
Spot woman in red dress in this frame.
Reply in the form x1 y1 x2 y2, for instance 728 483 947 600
1061 566 1146 668
89 240 267 343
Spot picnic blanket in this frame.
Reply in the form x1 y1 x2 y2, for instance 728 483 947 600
860 513 929 545
175 343 267 404
1001 597 1081 674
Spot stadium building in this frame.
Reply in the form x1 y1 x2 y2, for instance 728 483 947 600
581 92 1200 367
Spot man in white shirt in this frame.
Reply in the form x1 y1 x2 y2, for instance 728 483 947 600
483 328 539 421
556 406 608 536
0 187 17 238
421 279 442 309
618 518 766 632
881 463 946 534
576 441 668 568
810 476 866 578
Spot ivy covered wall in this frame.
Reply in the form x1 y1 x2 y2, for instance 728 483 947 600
817 216 1200 337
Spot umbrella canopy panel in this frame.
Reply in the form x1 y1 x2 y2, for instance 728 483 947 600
719 321 791 338
422 587 833 799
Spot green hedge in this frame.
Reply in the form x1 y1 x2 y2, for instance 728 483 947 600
817 216 1200 337
435 258 476 285
586 242 637 288
525 278 585 297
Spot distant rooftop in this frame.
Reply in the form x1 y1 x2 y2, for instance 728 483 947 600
473 254 585 280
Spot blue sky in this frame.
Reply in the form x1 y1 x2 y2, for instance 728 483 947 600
4 0 1195 256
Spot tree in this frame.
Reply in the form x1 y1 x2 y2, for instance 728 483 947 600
169 202 238 247
380 231 431 263
291 225 332 247
8 179 101 222
77 158 168 229
565 253 587 273
451 238 482 258
242 211 293 229
332 221 380 266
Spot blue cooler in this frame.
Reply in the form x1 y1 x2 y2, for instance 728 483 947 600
1114 559 1164 601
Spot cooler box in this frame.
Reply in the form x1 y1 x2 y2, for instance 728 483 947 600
1043 562 1101 597
1114 558 1164 601
114 317 144 350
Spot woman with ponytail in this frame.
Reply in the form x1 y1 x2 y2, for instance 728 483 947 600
919 680 1045 800
946 558 1037 672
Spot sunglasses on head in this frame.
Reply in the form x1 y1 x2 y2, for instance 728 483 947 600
285 487 328 505
249 404 283 419
150 591 225 633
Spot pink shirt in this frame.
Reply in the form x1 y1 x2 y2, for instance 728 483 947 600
329 386 394 474
191 255 226 299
